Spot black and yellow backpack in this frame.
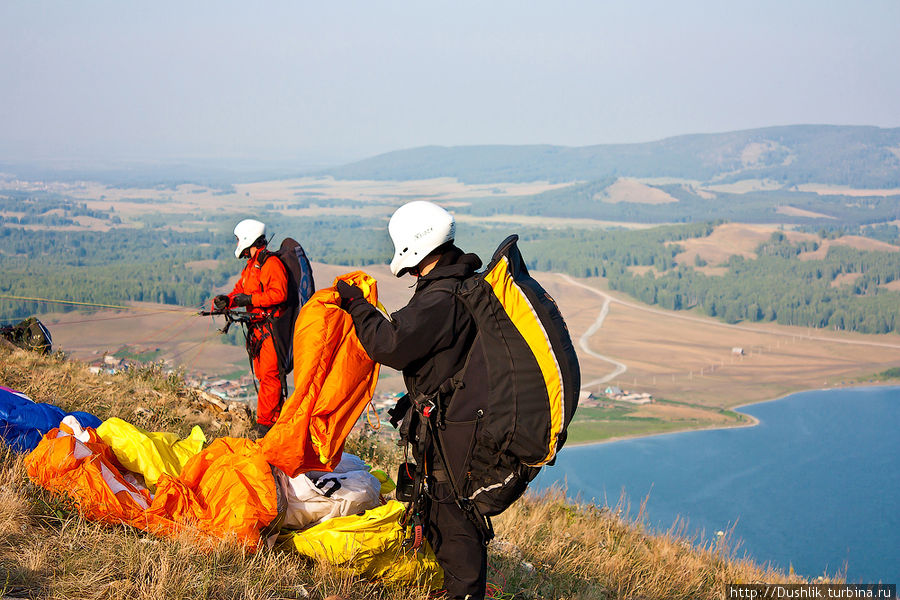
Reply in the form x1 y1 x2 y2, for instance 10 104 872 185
394 235 580 536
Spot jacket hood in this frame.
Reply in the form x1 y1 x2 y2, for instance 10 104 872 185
416 245 481 288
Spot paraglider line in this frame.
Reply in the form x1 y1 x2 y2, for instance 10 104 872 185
168 333 217 363
365 401 382 430
0 294 197 313
41 310 183 326
175 314 227 372
130 310 199 349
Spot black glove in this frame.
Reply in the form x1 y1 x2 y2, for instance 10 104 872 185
213 294 230 311
231 293 252 308
336 280 363 311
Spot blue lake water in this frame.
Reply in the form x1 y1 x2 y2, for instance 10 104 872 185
534 386 900 584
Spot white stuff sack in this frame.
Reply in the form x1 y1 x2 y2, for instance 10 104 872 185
276 453 382 530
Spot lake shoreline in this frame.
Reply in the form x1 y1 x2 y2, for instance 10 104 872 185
541 385 900 584
566 380 900 449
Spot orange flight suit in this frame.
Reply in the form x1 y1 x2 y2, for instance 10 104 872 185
226 251 288 426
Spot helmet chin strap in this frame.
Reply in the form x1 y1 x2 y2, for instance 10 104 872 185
412 254 441 277
240 244 263 260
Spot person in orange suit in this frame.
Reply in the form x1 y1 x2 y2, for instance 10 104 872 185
213 219 288 434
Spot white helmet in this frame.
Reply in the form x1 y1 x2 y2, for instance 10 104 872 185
234 219 266 258
388 201 455 277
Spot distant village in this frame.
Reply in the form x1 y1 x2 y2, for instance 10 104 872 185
87 349 258 403
87 348 412 419
579 386 654 407
88 347 654 423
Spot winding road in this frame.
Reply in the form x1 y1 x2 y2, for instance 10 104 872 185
575 295 627 387
558 273 900 389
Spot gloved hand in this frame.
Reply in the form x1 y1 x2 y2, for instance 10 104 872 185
336 280 363 311
231 293 252 308
213 294 230 310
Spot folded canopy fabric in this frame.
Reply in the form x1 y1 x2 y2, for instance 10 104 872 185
26 428 276 549
25 425 156 527
149 437 279 550
283 500 443 589
0 385 101 453
97 417 206 491
261 271 380 477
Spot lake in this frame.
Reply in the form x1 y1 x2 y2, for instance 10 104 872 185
535 386 900 584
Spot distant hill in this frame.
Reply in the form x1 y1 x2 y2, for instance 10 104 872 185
324 125 900 188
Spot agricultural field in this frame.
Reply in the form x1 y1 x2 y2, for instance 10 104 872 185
547 274 900 408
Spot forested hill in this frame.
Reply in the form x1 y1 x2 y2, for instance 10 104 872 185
323 125 900 187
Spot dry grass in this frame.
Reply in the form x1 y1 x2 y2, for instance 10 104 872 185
775 206 835 220
42 304 249 380
625 266 656 276
233 177 571 205
626 402 732 423
0 345 816 599
670 224 898 271
669 223 776 268
830 273 863 288
0 345 253 440
454 214 654 230
491 488 820 600
13 177 571 230
796 235 898 260
601 179 678 205
700 180 784 194
796 184 900 197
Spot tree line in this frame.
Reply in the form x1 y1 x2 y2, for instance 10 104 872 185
3 212 899 336
606 232 900 334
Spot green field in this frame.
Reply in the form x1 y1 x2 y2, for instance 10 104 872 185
113 346 163 362
565 400 747 445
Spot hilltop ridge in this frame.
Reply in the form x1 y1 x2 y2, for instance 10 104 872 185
324 124 900 188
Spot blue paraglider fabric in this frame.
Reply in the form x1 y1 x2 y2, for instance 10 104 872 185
0 386 102 453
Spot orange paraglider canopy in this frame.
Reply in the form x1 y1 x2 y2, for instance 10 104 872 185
24 272 382 551
261 271 380 477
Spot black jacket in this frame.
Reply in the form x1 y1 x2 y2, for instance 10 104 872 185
347 246 482 395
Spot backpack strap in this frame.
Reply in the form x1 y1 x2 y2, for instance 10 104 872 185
263 315 290 403
387 393 412 429
255 248 292 402
398 387 495 543
426 409 495 542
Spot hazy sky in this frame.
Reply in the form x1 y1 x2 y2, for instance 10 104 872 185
1 1 898 163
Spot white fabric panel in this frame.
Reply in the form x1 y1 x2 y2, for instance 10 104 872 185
277 453 382 530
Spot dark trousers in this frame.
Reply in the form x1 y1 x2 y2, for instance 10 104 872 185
427 483 487 600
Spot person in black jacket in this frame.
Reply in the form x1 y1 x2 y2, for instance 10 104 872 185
336 200 487 600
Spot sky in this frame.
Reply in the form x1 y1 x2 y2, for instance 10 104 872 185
1 0 898 164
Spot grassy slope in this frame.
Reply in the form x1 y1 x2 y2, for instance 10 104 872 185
1 345 831 599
